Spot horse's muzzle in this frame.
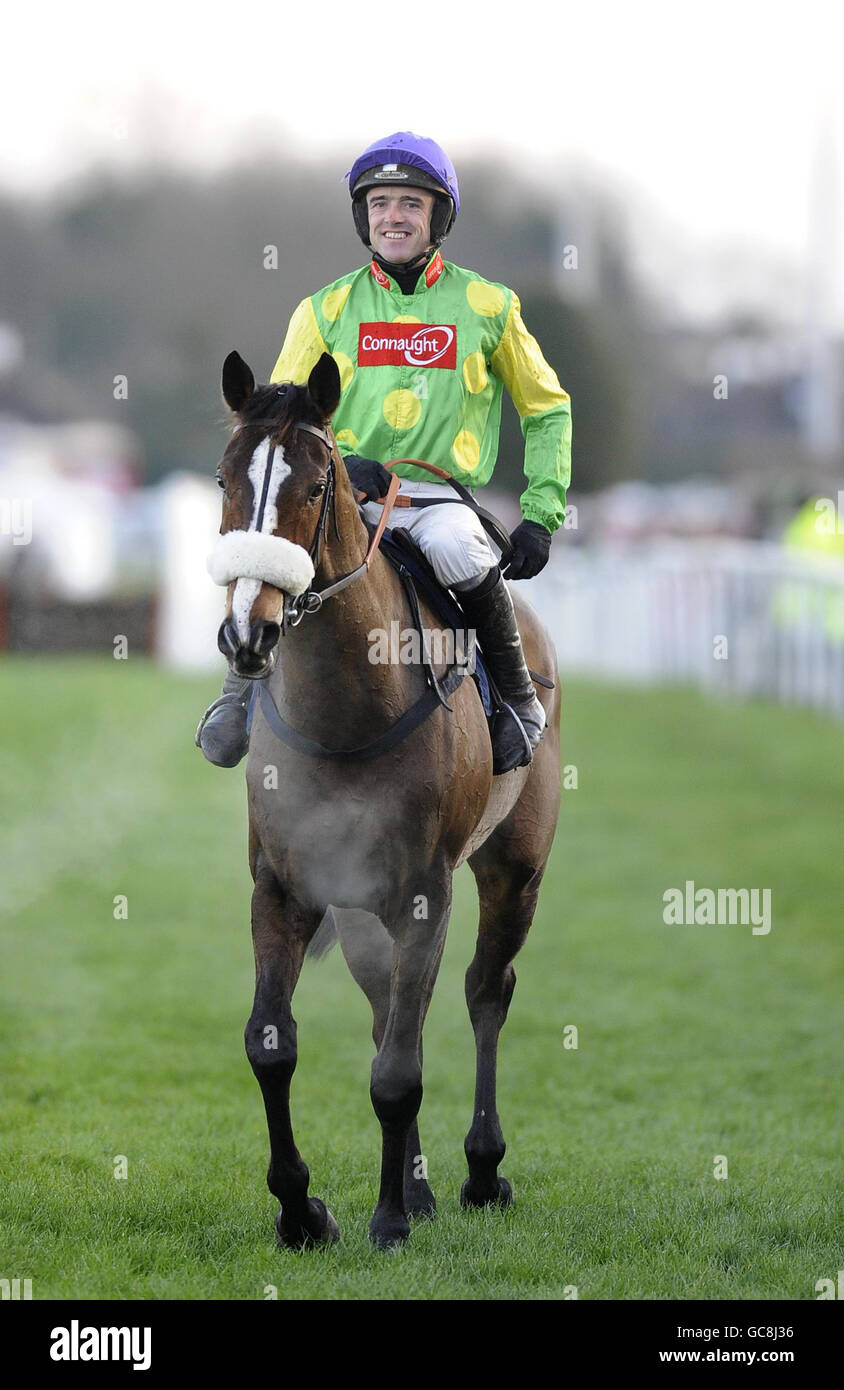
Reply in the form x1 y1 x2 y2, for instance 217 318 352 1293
218 617 281 678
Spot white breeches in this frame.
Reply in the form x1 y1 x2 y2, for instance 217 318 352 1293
361 480 499 589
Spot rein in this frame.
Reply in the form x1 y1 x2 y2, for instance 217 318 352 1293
284 423 401 628
369 458 514 563
284 439 511 628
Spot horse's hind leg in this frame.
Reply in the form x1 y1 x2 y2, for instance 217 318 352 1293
245 857 339 1248
333 908 436 1220
463 817 555 1208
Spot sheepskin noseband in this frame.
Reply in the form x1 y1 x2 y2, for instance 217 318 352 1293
207 529 314 597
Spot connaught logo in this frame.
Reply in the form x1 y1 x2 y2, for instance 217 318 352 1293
358 322 457 370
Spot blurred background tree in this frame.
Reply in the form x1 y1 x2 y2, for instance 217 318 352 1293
0 157 818 494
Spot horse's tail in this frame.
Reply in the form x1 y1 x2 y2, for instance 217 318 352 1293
306 906 339 961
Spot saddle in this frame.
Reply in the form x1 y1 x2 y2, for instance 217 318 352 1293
377 525 495 717
252 493 551 764
375 523 554 712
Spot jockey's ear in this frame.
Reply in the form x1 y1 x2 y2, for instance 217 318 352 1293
222 351 255 412
307 352 342 421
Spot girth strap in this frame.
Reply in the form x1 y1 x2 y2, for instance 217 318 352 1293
257 657 470 762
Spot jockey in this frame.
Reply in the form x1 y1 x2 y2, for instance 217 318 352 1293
198 131 572 774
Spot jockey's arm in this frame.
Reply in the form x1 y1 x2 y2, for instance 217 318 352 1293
268 297 347 422
489 293 572 535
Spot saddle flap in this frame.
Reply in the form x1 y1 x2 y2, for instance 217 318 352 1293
384 526 441 589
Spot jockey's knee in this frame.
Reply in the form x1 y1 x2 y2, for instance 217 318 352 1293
415 510 497 588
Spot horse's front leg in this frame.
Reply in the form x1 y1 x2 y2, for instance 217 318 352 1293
369 882 451 1249
244 858 338 1249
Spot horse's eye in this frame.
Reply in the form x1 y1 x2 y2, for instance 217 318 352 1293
310 481 326 500
216 468 226 491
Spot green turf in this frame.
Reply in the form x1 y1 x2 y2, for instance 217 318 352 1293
1 657 841 1300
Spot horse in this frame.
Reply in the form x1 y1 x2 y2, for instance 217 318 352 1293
207 348 562 1249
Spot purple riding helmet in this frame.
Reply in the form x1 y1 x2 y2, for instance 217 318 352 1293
346 132 460 250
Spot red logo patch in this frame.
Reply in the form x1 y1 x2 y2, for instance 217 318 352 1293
370 260 391 288
358 323 457 369
425 251 444 287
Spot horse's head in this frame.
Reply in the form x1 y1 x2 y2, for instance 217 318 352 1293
208 349 342 678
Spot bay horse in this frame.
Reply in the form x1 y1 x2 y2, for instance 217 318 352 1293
208 348 561 1248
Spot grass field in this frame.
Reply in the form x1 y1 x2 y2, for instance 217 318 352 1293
1 657 841 1300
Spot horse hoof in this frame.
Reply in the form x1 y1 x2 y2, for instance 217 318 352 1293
460 1176 514 1209
322 1206 341 1243
368 1212 410 1250
406 1184 437 1221
275 1198 340 1249
407 1197 436 1222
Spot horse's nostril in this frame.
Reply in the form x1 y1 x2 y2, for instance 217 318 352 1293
251 621 280 657
217 619 240 661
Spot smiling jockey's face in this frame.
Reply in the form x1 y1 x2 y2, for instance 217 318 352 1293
366 185 435 264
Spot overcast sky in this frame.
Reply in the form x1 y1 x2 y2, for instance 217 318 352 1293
3 0 842 324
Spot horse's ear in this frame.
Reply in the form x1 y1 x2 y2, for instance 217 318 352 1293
307 352 342 421
222 351 255 413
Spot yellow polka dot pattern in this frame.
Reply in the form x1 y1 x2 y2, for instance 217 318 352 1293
391 314 423 323
382 389 422 431
321 284 352 321
466 281 505 317
335 428 358 450
332 351 354 390
452 429 481 472
462 352 488 394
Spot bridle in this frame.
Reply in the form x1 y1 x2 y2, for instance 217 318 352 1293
276 418 400 631
250 420 477 762
219 397 547 762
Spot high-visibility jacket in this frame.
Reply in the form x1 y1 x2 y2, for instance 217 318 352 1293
775 496 844 640
269 249 572 533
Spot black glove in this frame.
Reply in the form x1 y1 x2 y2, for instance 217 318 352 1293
506 520 552 580
344 455 392 501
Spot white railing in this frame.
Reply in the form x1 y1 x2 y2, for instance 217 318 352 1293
529 540 844 718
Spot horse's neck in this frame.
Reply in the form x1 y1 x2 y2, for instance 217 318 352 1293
271 479 411 731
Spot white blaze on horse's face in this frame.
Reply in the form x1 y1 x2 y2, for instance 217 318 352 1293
230 439 291 645
247 437 291 535
206 435 316 643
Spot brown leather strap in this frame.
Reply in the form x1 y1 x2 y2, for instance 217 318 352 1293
356 490 412 509
372 455 472 511
331 436 400 568
363 469 401 567
367 455 514 564
386 457 453 480
362 458 453 511
358 458 449 509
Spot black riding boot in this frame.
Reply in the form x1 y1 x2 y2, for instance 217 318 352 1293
457 567 546 774
195 668 253 767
